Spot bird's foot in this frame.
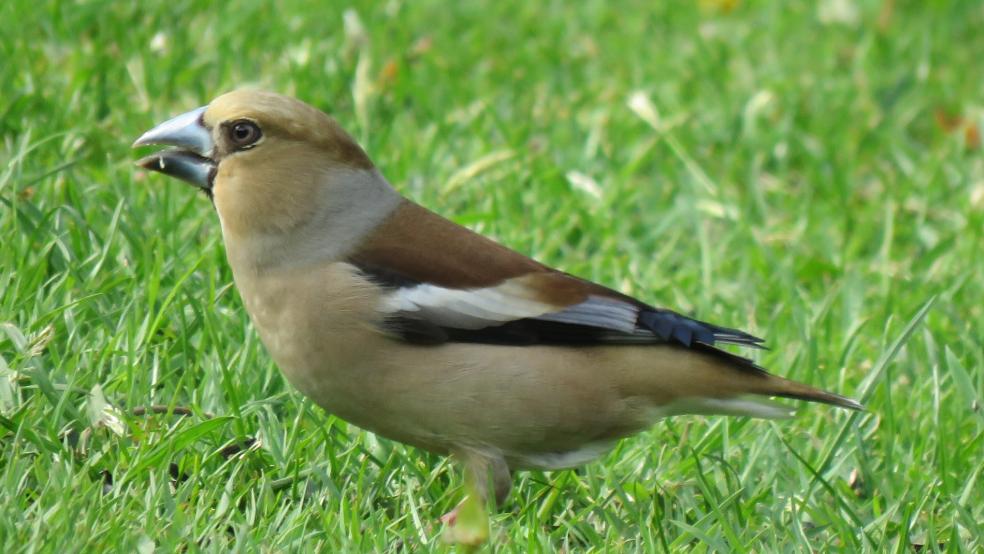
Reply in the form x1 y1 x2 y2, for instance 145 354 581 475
441 494 488 547
439 507 458 527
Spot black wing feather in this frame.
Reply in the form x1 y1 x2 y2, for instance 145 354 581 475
358 264 766 363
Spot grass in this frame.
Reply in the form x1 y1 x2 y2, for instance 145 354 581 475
1 0 983 551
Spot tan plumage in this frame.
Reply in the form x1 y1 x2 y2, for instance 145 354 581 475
133 89 861 545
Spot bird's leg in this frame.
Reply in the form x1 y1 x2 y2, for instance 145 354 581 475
441 451 511 546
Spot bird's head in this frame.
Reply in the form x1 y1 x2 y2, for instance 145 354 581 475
134 90 385 241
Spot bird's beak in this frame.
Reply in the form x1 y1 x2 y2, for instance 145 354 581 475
133 106 216 194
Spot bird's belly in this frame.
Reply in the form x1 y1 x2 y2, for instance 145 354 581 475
263 333 460 453
323 342 656 457
254 315 638 457
234 264 669 457
505 440 616 470
250 317 436 445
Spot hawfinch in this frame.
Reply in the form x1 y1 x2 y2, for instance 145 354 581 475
134 90 862 545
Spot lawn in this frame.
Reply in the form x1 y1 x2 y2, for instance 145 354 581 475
1 0 982 551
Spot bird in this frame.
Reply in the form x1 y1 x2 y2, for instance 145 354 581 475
133 89 862 546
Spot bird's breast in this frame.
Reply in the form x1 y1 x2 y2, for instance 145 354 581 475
231 261 388 410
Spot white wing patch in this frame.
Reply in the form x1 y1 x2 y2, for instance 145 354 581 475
379 276 640 331
379 280 555 329
537 296 639 332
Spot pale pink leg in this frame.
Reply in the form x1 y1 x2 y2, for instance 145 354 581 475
439 452 511 546
440 502 462 526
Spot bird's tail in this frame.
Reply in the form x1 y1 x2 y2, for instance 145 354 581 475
686 343 864 415
761 374 865 411
663 377 863 420
631 345 864 420
671 381 864 420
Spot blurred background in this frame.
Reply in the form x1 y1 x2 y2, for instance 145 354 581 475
1 1 982 551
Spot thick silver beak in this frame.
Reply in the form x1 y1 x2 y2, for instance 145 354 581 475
133 106 216 193
133 106 212 155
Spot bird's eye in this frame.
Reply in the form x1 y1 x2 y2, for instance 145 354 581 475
227 120 262 148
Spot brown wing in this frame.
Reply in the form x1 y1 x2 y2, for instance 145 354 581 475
349 201 764 350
